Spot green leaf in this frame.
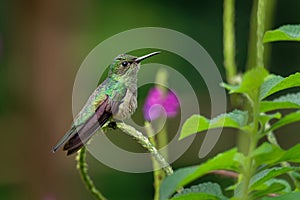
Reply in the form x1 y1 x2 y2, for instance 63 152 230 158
260 92 300 112
180 110 248 140
262 192 300 200
260 73 300 100
280 143 300 163
269 111 300 132
270 92 300 105
260 75 284 100
171 193 219 200
252 143 285 167
252 179 291 199
224 67 268 101
220 82 239 92
255 179 291 193
260 102 300 113
259 113 281 126
160 148 238 200
250 167 300 190
159 166 198 200
264 25 300 43
171 182 228 200
252 143 300 166
232 152 247 170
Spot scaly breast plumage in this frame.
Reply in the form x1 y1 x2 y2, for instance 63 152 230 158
112 89 137 120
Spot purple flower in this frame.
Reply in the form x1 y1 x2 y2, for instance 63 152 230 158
143 87 180 121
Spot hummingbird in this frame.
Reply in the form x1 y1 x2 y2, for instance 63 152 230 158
52 51 160 155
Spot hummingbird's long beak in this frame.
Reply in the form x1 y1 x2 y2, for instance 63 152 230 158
135 51 160 63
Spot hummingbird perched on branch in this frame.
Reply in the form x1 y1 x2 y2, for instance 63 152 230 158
52 51 160 155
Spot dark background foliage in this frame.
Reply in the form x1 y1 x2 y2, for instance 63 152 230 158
0 0 300 199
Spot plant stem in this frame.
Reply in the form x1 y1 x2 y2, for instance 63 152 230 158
144 69 171 200
116 122 174 176
246 0 277 70
76 147 107 200
154 68 170 161
145 122 166 200
246 0 258 70
256 0 266 67
240 95 260 200
240 1 267 199
223 0 237 84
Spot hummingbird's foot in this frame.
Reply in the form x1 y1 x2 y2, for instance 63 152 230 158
108 121 117 129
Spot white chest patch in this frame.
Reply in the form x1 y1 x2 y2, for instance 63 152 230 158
113 89 137 120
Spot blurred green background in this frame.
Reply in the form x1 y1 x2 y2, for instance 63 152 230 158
1 0 300 199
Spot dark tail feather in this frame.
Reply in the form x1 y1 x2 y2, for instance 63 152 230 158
63 111 111 155
66 143 85 155
52 126 77 153
63 122 101 155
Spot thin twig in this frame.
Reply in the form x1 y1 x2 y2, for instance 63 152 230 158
76 147 107 200
116 122 174 176
76 122 173 200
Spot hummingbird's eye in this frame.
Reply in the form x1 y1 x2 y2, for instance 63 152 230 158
121 61 129 67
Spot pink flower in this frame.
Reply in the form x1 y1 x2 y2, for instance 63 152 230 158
143 87 180 121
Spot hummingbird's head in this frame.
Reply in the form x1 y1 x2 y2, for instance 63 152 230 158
108 52 160 78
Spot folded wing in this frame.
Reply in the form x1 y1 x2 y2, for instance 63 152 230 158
53 95 112 155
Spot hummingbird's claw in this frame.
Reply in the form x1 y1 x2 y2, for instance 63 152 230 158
108 121 117 129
